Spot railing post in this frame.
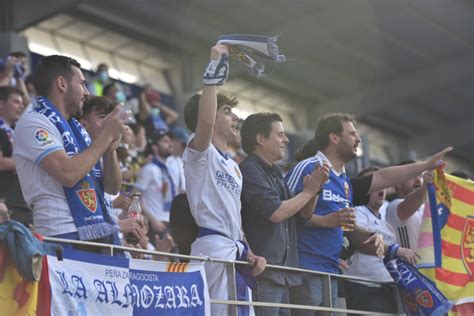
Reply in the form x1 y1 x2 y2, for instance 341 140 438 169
226 262 238 316
322 274 333 315
394 284 404 314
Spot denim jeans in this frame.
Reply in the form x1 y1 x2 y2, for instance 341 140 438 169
292 274 338 316
253 279 292 316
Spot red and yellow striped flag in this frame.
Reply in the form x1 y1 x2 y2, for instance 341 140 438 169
418 169 474 315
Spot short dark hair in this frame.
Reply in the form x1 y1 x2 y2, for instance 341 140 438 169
295 113 354 161
32 55 81 97
314 113 354 150
0 86 23 103
81 96 115 119
145 130 170 156
184 92 238 132
9 51 27 59
241 112 283 154
97 63 108 72
25 73 34 85
102 83 117 97
356 166 380 177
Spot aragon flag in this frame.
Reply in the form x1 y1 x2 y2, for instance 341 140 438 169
416 167 474 315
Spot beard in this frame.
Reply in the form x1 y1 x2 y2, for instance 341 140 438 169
338 143 357 163
158 148 173 159
65 91 84 118
73 108 83 119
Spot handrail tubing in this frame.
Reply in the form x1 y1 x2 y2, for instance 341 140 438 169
44 237 394 284
211 300 405 316
43 237 403 315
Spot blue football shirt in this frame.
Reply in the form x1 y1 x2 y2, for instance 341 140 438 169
286 151 352 273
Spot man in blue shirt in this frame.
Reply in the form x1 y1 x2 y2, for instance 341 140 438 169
285 112 452 315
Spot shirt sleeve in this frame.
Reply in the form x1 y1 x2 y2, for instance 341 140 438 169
241 162 282 220
354 206 371 230
350 174 373 206
385 199 404 227
285 161 317 195
13 113 64 165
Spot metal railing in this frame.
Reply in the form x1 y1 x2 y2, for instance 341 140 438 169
43 237 404 315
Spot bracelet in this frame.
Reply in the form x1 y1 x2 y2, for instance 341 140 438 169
387 243 400 260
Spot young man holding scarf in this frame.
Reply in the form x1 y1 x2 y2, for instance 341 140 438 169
183 44 266 316
13 55 127 253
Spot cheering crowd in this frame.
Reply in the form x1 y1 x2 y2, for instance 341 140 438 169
0 43 459 315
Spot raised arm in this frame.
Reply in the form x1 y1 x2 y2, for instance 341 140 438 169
188 44 229 152
368 146 452 194
159 103 179 126
395 172 432 222
101 139 122 195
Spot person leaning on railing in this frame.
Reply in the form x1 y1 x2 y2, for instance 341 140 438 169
240 112 329 316
285 113 452 315
343 166 419 315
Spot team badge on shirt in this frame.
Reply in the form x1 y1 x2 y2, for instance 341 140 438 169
34 128 55 148
234 166 241 180
344 181 350 199
76 181 97 213
162 181 169 195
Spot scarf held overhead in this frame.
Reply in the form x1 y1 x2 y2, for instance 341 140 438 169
218 34 287 77
35 96 117 240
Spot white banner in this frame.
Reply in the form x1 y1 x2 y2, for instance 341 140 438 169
47 249 210 315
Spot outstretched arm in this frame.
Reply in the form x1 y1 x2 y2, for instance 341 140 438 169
368 146 452 194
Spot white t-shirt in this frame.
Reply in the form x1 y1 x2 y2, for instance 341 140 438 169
345 205 398 284
378 200 389 220
134 161 174 223
166 155 185 192
13 112 77 236
385 198 424 250
183 137 243 241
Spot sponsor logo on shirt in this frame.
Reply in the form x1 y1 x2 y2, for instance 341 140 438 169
215 170 241 194
34 128 55 148
322 189 350 204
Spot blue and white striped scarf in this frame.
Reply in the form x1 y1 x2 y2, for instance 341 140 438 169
218 34 287 77
0 116 14 145
35 96 117 240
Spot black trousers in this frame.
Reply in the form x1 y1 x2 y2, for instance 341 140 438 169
344 280 398 315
